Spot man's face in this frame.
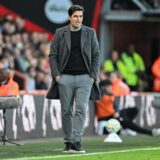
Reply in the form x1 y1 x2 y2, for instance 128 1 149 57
104 85 112 94
69 11 83 30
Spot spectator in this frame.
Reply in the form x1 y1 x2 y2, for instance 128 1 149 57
35 69 48 90
26 66 36 91
15 17 26 33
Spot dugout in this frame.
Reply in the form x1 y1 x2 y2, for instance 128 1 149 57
99 0 160 68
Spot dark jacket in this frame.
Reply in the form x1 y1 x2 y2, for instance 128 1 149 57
46 25 101 100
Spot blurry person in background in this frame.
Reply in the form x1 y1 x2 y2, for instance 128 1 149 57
110 72 130 96
121 44 146 91
1 48 15 69
26 66 36 91
0 64 19 96
96 79 160 136
151 55 160 92
103 50 127 81
99 67 108 81
35 69 48 90
46 5 100 153
15 17 26 33
127 44 145 74
2 20 16 35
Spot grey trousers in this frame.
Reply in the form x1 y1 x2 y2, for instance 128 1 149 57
58 74 93 143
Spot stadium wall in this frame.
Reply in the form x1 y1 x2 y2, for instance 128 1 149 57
0 93 160 140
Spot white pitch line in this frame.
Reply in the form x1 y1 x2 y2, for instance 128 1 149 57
2 147 160 160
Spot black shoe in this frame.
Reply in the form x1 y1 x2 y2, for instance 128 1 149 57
71 142 86 153
62 142 72 153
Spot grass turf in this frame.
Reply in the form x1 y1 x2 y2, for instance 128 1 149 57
0 135 160 160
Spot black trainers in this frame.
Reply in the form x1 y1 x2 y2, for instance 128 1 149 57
71 142 86 153
62 142 72 153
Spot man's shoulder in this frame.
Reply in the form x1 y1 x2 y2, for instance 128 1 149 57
82 25 95 33
56 26 68 33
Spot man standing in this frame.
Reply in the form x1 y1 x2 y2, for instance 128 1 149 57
46 5 100 153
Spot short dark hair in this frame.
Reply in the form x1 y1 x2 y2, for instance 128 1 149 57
68 5 84 16
99 79 112 87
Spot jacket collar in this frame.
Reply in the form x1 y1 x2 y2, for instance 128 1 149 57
64 25 87 52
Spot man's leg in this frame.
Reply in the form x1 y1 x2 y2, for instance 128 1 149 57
58 75 75 143
72 74 93 142
120 107 138 121
120 120 152 135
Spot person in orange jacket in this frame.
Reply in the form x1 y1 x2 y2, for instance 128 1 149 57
110 72 131 96
96 79 160 136
96 80 116 121
152 56 160 91
0 68 19 96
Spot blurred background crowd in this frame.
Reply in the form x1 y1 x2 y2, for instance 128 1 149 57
0 0 160 93
0 15 51 91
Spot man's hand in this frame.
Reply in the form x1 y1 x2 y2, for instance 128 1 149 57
113 112 120 118
91 77 94 83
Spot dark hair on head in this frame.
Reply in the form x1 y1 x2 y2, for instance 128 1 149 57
99 79 112 87
68 5 84 16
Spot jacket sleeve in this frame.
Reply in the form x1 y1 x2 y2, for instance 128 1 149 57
49 30 61 79
90 29 100 80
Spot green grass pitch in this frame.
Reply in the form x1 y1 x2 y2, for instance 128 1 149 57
0 135 160 160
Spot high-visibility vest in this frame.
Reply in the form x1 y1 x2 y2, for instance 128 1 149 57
132 52 145 72
103 58 138 86
121 52 143 86
103 59 127 79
